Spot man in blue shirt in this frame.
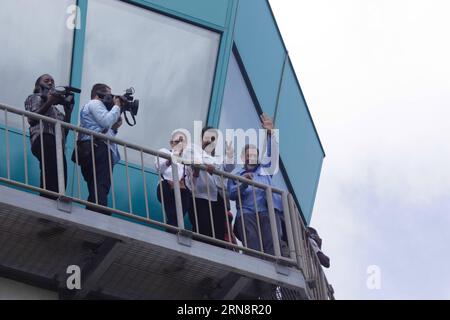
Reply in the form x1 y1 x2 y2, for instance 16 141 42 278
228 114 282 256
79 83 124 215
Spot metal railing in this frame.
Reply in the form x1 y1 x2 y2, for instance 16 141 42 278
0 102 333 300
288 194 334 300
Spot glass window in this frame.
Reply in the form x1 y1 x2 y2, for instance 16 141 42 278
80 0 220 165
0 0 75 128
219 54 262 135
218 52 289 191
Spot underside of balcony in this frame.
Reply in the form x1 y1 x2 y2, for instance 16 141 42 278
0 185 309 300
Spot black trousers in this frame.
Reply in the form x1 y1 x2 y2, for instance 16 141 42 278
31 133 67 200
80 142 114 215
188 194 227 243
157 180 191 229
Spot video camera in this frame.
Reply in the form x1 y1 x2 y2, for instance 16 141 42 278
99 87 139 126
117 87 139 126
48 86 81 109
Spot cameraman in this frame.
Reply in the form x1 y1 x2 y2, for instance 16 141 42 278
78 83 123 215
25 74 72 199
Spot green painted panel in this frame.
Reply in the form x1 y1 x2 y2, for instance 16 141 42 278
233 0 286 117
276 61 324 223
130 0 230 28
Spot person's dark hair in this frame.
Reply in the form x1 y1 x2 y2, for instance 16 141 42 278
243 144 259 156
202 126 217 156
307 227 322 249
201 126 216 138
33 74 51 94
91 83 110 99
307 227 318 236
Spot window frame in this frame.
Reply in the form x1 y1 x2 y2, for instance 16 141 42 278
71 0 226 173
226 44 306 220
0 0 76 134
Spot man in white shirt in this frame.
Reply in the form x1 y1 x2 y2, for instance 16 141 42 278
78 83 124 215
154 130 192 229
185 127 235 243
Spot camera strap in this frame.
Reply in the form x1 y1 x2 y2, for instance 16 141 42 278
123 111 137 126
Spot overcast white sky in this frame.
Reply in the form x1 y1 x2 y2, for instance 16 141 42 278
270 0 450 299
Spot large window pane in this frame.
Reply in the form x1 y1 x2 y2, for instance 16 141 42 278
219 53 288 191
80 0 220 165
0 0 75 128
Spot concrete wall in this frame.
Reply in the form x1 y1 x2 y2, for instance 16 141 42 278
0 277 57 300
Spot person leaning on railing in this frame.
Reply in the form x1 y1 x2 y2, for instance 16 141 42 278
306 227 330 268
24 74 72 199
154 130 192 229
186 127 235 243
76 83 124 215
227 114 283 256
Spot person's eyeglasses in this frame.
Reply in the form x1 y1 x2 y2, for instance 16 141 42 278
170 138 183 145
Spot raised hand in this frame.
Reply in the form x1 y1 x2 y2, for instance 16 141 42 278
47 93 61 106
225 140 234 159
206 164 215 175
114 96 124 108
260 113 274 132
243 173 253 180
112 116 123 131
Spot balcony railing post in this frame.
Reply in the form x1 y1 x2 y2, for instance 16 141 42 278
73 131 82 198
140 149 149 219
171 162 185 230
220 174 232 244
236 179 248 248
188 167 199 233
90 134 98 204
156 155 167 225
0 104 336 295
123 145 133 213
205 171 216 239
21 115 29 185
107 140 116 209
288 194 303 270
281 192 296 261
54 122 65 196
252 187 264 253
265 187 281 258
4 110 11 180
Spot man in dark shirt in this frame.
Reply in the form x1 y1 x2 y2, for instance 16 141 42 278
306 227 330 268
25 74 72 199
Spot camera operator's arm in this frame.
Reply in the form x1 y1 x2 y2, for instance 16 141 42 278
104 117 122 140
89 97 123 129
111 116 122 135
25 94 60 120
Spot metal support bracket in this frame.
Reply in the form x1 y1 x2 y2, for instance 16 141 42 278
57 196 72 213
177 229 193 247
275 260 290 276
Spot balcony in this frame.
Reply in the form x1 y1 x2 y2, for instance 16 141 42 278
0 103 333 300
